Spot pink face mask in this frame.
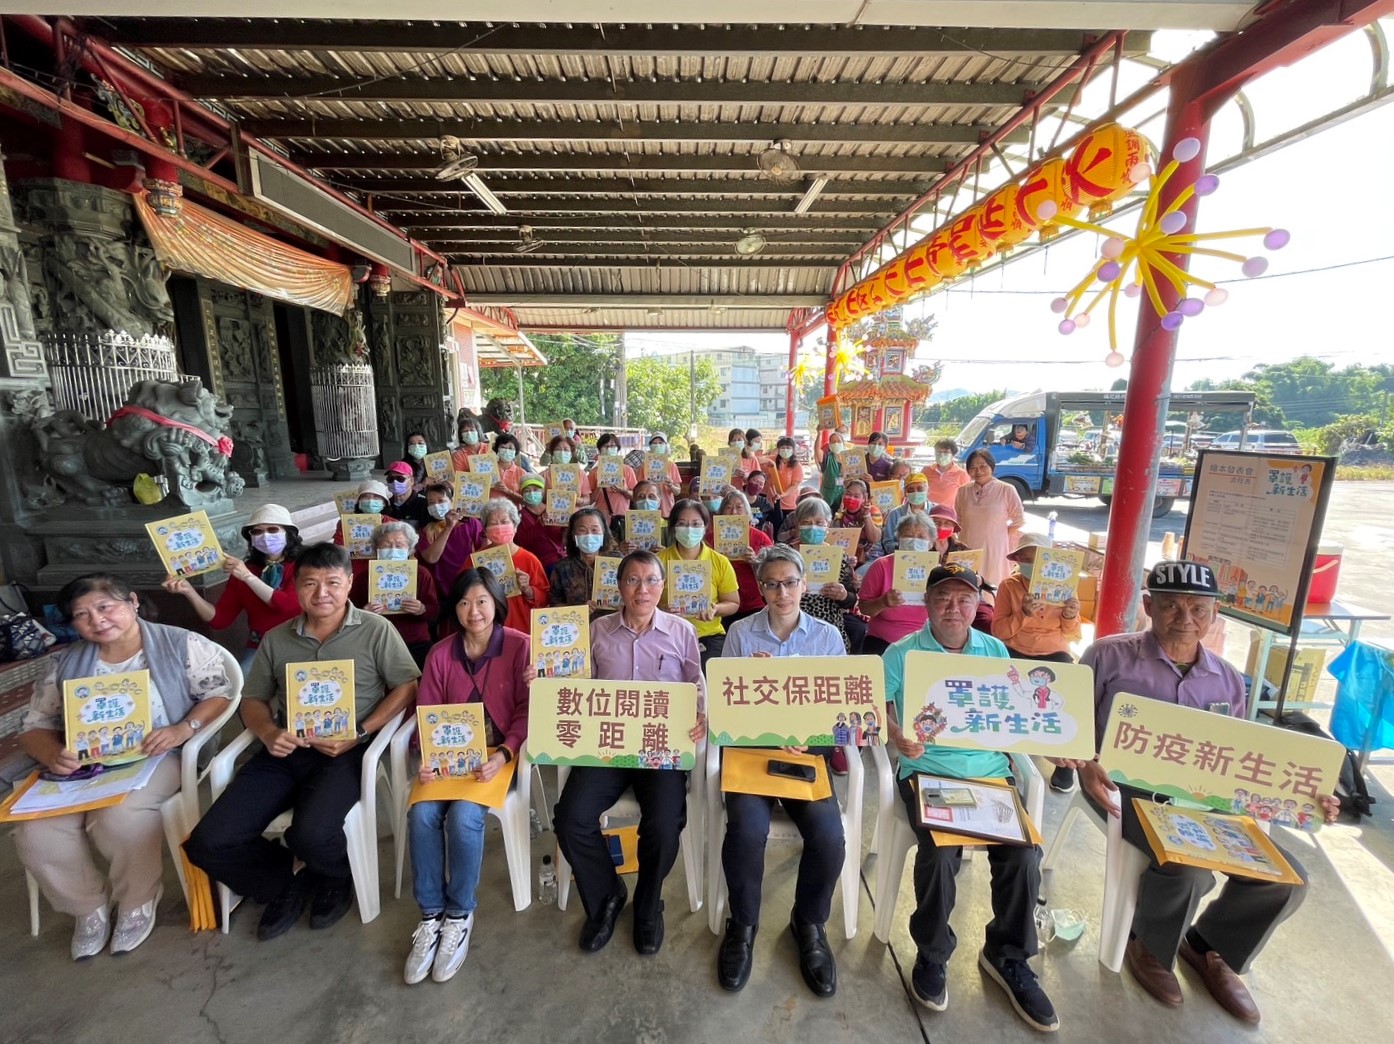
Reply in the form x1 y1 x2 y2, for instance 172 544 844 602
485 524 516 546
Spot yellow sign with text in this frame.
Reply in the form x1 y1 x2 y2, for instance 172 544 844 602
527 678 699 769
706 655 886 747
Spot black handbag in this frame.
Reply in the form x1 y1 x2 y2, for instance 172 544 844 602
0 585 56 663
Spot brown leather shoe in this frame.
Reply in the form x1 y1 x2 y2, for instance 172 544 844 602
1125 938 1183 1007
1179 939 1261 1024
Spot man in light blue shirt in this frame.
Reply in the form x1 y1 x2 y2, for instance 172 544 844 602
883 562 1057 1033
716 545 845 999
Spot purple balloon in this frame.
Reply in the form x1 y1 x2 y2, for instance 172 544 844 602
1242 257 1269 278
1159 211 1188 235
1194 174 1220 196
1172 137 1202 163
1058 319 1077 336
1160 311 1185 332
1050 296 1069 314
1178 297 1205 317
1264 229 1291 250
1098 261 1122 282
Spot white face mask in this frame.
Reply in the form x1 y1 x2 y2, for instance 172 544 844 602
905 537 932 553
936 452 954 468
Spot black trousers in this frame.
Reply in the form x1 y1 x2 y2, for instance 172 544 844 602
722 789 845 927
1085 785 1307 972
554 767 688 923
185 744 366 903
862 634 891 657
698 634 725 671
1003 647 1076 664
897 775 1040 964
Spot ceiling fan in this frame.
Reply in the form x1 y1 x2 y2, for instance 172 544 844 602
433 135 479 180
734 229 767 256
757 140 801 183
514 225 543 254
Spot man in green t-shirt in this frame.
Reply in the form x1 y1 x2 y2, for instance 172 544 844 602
883 563 1057 1033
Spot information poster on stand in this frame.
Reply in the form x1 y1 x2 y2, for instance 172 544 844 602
1183 451 1334 636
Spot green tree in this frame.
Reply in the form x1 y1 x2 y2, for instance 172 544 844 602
623 355 722 437
1186 377 1286 428
479 333 618 424
937 390 1009 425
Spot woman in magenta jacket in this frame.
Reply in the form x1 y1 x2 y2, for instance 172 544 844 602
402 568 530 986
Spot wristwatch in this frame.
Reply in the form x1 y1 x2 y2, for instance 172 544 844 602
187 719 202 733
356 724 370 744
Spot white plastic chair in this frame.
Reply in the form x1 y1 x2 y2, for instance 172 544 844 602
23 646 245 935
868 741 1045 943
704 742 864 938
1042 786 1270 971
554 741 706 915
206 708 403 930
388 716 534 911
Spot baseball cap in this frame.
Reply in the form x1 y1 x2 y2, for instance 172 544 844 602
385 460 414 478
520 474 545 490
1146 559 1221 597
926 562 982 592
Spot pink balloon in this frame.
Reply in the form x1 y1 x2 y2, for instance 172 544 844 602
1123 283 1142 299
1105 351 1126 368
1178 297 1205 317
1129 161 1153 184
1242 257 1269 278
1160 311 1184 331
1036 200 1059 222
1159 211 1188 235
1050 296 1069 314
1098 261 1122 282
1172 137 1202 163
1204 287 1229 307
1058 319 1076 336
1194 174 1220 196
1074 312 1092 329
1263 229 1291 250
1101 236 1126 259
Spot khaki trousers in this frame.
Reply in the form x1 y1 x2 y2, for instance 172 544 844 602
15 755 181 916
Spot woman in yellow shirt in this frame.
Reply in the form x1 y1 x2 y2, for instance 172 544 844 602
657 499 741 666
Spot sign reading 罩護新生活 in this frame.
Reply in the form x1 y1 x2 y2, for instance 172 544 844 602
422 451 454 483
367 560 417 613
285 660 356 741
901 652 1095 759
592 555 623 611
145 510 225 578
64 670 153 767
530 605 592 680
1029 548 1085 604
340 513 381 558
454 474 490 517
417 704 488 780
707 656 886 747
527 678 699 769
1101 694 1345 831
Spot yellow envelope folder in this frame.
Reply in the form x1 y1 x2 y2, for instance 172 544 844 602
720 748 833 802
408 756 517 810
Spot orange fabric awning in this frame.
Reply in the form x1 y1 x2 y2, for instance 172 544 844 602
134 191 354 314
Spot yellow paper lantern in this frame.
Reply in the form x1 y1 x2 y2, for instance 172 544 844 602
1015 158 1079 237
980 182 1033 252
1065 123 1148 210
925 229 967 280
949 205 995 266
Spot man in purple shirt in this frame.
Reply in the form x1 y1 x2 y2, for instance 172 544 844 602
553 550 706 957
1067 561 1338 1026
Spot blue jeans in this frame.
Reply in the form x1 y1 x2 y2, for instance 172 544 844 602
408 800 488 917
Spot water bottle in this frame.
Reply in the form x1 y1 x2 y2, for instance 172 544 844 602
537 854 557 905
1047 511 1058 545
1034 897 1055 946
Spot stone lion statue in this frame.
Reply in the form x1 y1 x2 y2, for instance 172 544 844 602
22 378 245 508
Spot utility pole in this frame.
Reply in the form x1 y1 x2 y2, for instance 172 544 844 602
689 349 697 440
615 333 628 428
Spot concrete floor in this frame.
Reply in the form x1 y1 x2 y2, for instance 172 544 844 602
3 756 1393 1044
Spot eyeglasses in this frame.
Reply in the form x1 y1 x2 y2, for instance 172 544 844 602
621 577 664 589
758 579 803 593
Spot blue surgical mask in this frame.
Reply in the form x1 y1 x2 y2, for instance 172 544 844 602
1018 562 1034 580
706 498 723 512
674 524 705 549
778 447 793 460
358 498 384 514
729 440 745 451
428 501 450 520
498 448 517 464
605 446 621 457
650 443 668 456
388 478 411 495
635 497 659 511
377 546 409 561
522 489 544 507
576 533 605 555
799 525 828 545
554 450 573 465
905 537 932 553
869 445 886 460
462 431 479 446
908 490 928 506
407 444 427 459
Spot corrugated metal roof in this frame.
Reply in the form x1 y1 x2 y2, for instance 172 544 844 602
89 18 1127 331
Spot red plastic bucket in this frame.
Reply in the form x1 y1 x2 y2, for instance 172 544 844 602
1306 543 1343 604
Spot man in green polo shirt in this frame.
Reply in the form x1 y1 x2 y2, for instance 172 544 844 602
883 563 1058 1034
186 542 420 940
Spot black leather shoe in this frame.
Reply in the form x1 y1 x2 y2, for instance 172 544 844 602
308 875 354 930
579 881 627 953
634 902 665 955
789 912 837 998
256 871 316 941
718 920 757 991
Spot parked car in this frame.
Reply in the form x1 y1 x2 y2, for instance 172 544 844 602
1190 430 1219 450
1208 429 1302 455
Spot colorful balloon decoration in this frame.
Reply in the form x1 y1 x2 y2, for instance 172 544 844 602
825 123 1149 330
1048 135 1289 356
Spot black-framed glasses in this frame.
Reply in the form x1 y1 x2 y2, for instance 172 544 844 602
758 579 803 593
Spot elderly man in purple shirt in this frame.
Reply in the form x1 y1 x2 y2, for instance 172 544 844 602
553 550 706 958
1064 561 1339 1026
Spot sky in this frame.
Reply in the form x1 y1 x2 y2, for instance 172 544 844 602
624 27 1394 400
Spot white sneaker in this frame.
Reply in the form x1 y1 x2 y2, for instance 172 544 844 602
404 917 443 985
71 905 111 961
111 887 162 955
431 913 473 983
